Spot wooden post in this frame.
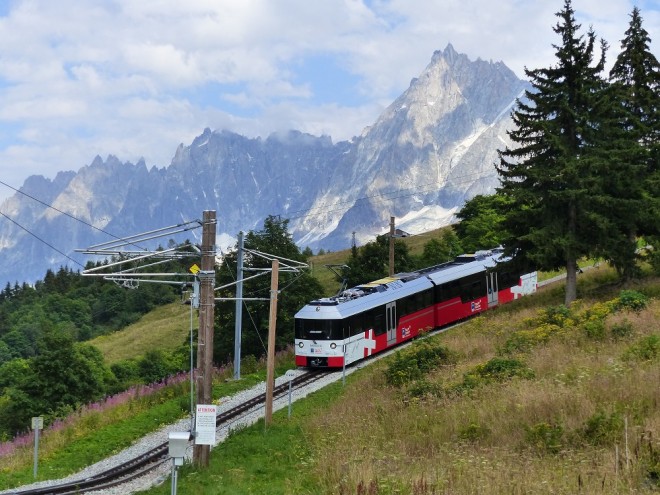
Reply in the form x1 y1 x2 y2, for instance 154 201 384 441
389 216 395 277
194 210 216 467
264 259 279 426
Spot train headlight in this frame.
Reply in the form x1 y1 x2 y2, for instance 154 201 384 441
330 343 337 349
298 342 304 348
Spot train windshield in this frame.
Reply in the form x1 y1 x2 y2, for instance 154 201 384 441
295 318 342 340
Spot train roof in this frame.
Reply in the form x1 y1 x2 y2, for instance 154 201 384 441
295 248 506 320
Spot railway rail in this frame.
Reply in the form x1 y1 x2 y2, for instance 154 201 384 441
7 370 333 495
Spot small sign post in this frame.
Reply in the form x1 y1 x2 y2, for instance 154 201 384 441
285 370 296 418
194 404 217 446
31 416 43 479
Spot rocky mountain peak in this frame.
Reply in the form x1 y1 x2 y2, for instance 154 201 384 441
0 45 526 285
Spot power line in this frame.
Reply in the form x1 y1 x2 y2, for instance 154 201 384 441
0 179 151 251
0 210 84 268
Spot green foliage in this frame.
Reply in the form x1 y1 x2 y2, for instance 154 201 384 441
580 409 624 446
213 216 324 364
610 320 634 340
458 422 491 443
469 357 535 382
525 422 564 454
385 341 455 387
137 350 179 384
615 289 649 312
497 0 658 305
341 234 414 288
499 325 564 355
623 334 660 361
540 305 572 327
415 228 463 268
448 357 535 396
582 319 606 340
454 194 512 253
406 379 441 400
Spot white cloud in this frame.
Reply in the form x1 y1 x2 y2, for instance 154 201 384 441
0 0 657 202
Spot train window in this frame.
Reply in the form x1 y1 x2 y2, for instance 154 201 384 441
371 307 386 336
398 294 411 317
347 313 364 337
421 289 432 309
441 280 461 301
460 274 486 302
498 270 518 289
295 319 343 340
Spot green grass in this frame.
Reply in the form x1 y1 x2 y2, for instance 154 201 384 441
0 387 190 489
0 354 296 491
90 302 193 364
138 269 660 495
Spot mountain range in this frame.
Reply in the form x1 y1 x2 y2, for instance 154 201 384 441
0 44 529 286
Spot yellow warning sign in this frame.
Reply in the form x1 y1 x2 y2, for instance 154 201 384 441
189 263 200 274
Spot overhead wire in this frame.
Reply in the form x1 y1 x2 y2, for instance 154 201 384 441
0 164 496 285
0 210 84 268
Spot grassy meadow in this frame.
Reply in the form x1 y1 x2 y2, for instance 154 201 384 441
141 267 660 495
89 301 193 364
2 232 658 494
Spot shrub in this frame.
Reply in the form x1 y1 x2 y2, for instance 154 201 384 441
525 422 564 454
615 290 649 312
451 357 534 395
500 324 565 355
582 319 606 340
610 320 634 340
459 422 490 443
385 341 455 387
623 335 660 362
540 305 572 327
580 410 624 446
471 357 535 382
406 379 441 400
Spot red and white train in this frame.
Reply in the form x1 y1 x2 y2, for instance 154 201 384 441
294 248 537 368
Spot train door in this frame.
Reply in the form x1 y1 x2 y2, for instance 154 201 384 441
386 302 397 345
486 272 499 308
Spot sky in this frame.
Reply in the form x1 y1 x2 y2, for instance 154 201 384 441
0 0 658 202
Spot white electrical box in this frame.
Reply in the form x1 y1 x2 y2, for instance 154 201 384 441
168 431 190 463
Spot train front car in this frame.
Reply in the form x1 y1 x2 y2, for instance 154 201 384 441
294 301 344 368
294 274 435 368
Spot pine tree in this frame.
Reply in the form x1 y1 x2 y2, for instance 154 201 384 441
496 0 607 304
606 7 660 276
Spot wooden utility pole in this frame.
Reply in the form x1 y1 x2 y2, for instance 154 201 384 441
389 216 395 277
264 259 279 426
194 210 216 467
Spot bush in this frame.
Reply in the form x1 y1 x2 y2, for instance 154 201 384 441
385 341 455 387
615 290 649 312
471 357 535 382
540 305 572 327
500 324 564 355
610 320 634 340
582 319 606 340
581 410 624 446
406 379 441 400
459 422 490 443
525 422 564 454
623 335 660 362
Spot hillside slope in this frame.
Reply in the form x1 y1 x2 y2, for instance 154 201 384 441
142 269 660 495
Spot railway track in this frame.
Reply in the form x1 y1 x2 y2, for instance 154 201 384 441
7 369 333 495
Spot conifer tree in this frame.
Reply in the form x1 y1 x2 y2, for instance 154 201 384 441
605 7 660 276
496 0 607 304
